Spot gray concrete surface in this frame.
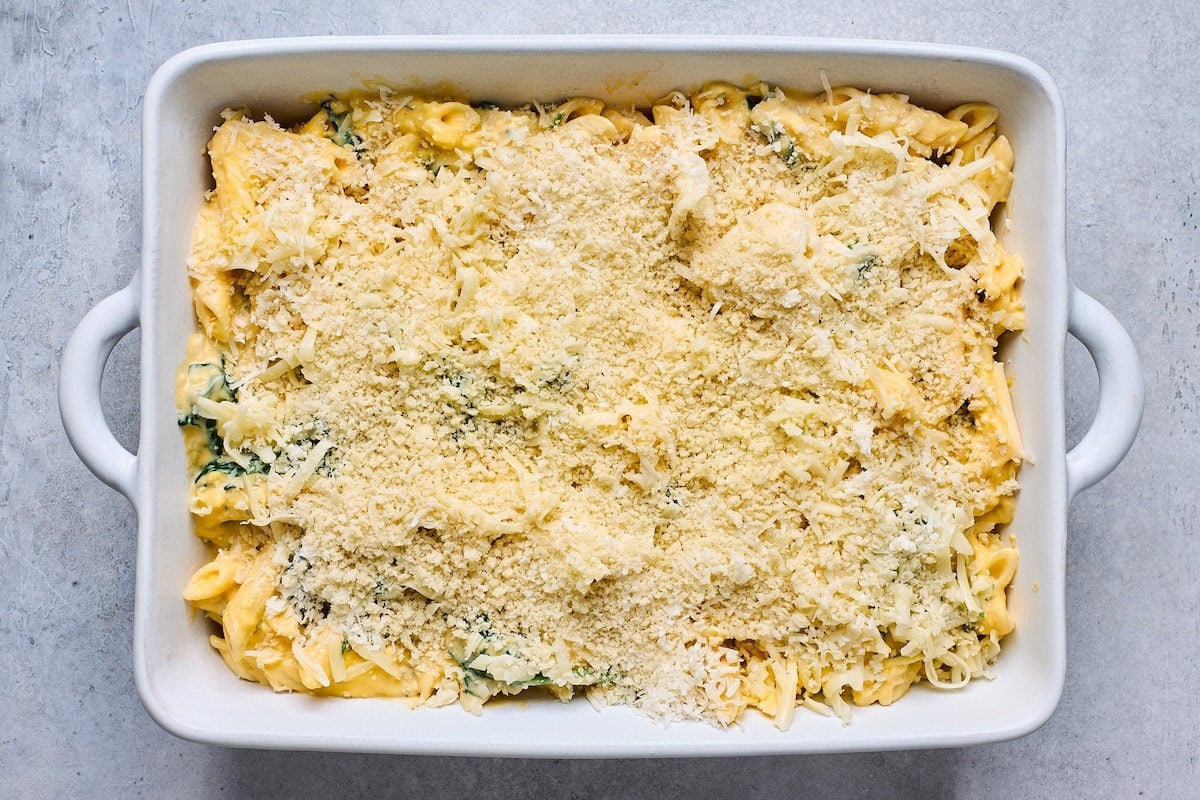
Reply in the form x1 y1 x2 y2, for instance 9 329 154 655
2 1 1197 797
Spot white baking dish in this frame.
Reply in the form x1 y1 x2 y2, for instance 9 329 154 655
60 35 1143 756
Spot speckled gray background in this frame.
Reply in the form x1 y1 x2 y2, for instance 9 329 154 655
2 1 1197 797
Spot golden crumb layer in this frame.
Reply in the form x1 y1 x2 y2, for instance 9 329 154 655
178 83 1023 726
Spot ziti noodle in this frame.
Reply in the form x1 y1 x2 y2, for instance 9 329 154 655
178 82 1023 726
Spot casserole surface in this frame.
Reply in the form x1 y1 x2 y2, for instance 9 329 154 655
174 82 1027 727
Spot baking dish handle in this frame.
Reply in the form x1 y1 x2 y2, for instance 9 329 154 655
1065 286 1144 500
60 278 141 504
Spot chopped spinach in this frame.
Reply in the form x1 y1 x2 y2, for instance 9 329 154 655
855 253 881 281
322 101 364 151
570 667 618 686
511 673 552 688
457 660 492 696
186 358 237 402
194 453 268 482
178 357 238 456
466 612 496 641
456 658 556 695
752 121 800 167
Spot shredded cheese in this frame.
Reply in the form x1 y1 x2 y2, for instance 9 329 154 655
177 83 1026 728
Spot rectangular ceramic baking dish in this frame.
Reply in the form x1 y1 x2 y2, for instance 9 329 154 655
60 35 1143 757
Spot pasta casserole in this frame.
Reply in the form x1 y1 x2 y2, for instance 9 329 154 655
177 81 1024 727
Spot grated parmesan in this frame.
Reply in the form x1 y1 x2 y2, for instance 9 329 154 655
177 83 1025 727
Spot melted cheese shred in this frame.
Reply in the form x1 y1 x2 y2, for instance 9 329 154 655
178 83 1025 727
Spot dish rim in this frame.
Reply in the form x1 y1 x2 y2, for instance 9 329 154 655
133 35 1075 757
